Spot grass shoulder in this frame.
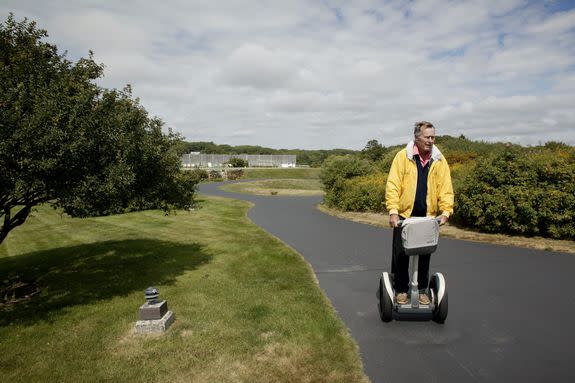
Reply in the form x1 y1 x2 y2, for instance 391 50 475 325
317 204 575 255
0 198 367 383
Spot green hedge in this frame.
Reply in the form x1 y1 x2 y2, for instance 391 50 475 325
453 147 575 240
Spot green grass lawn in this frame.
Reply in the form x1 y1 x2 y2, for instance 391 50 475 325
220 179 324 196
242 167 321 179
0 197 367 382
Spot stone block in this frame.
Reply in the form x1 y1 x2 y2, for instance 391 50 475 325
139 300 168 320
134 311 175 334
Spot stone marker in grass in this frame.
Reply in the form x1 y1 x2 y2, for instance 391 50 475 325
135 287 175 334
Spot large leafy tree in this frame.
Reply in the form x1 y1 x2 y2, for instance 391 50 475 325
0 14 197 244
361 139 386 162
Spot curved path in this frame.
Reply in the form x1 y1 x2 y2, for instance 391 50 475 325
199 181 575 383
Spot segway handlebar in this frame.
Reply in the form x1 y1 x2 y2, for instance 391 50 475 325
396 216 444 227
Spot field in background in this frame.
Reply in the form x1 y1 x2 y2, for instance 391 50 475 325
220 179 324 196
242 167 321 179
0 198 367 383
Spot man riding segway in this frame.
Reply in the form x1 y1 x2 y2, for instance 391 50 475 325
385 121 454 308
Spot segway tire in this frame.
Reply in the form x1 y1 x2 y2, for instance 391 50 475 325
430 274 448 324
429 274 449 323
433 290 448 324
379 278 393 322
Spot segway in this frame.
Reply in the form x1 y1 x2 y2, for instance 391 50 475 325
378 216 448 323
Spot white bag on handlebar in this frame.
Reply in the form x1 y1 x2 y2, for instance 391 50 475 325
401 217 439 256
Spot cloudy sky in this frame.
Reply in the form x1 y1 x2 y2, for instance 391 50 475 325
3 1 575 149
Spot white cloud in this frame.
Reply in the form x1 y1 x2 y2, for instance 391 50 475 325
218 44 299 90
2 0 575 149
527 8 575 34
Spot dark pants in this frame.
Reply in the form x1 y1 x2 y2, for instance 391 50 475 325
391 224 431 293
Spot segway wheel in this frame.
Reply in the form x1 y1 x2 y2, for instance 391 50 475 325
379 277 393 322
430 274 448 324
433 290 448 323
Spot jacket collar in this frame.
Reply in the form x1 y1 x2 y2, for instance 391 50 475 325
405 140 443 162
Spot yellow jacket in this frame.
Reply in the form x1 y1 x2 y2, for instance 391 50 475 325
385 141 454 218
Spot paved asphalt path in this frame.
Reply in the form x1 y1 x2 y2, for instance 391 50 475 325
199 181 575 383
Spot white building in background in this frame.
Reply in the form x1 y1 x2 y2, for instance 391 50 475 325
181 153 297 168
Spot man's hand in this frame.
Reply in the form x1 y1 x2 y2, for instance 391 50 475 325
389 214 400 228
439 215 448 226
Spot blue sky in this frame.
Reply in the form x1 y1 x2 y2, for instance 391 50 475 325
2 0 575 149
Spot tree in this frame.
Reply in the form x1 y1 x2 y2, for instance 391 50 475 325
361 139 385 162
226 157 248 167
0 14 197 244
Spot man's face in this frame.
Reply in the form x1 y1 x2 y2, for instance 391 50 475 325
415 127 435 155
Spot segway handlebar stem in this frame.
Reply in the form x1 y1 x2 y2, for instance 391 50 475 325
397 216 443 227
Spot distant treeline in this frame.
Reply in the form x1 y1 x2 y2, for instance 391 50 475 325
179 136 571 169
177 141 356 167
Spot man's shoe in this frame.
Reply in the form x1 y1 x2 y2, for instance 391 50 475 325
396 292 408 305
419 293 430 305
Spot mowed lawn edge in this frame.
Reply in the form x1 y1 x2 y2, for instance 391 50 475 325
0 195 368 383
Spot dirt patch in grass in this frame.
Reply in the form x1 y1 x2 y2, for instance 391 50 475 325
317 204 575 254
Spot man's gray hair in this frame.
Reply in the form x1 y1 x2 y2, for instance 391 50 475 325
414 121 435 137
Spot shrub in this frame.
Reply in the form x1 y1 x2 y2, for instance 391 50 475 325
320 155 373 208
189 169 209 181
208 170 223 181
227 157 248 168
336 173 387 212
453 147 575 239
445 150 477 166
225 169 244 180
